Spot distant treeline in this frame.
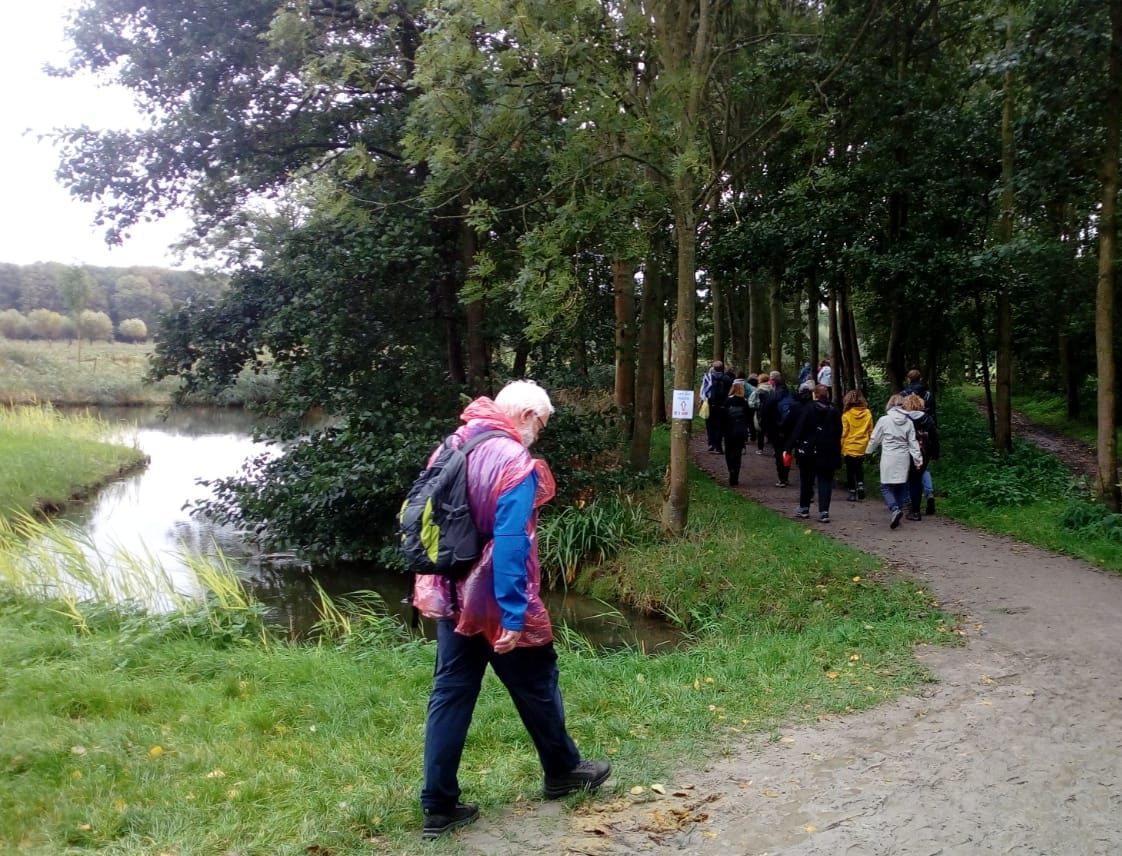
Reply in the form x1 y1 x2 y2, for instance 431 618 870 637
0 261 228 331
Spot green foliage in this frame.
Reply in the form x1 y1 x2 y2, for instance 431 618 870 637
1060 501 1122 544
933 389 1080 509
538 495 655 586
196 406 449 560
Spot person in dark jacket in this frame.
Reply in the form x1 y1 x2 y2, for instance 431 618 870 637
723 379 753 485
785 383 843 522
701 361 731 453
901 369 938 513
902 392 940 520
759 371 793 486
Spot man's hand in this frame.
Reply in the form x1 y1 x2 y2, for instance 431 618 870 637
493 629 522 654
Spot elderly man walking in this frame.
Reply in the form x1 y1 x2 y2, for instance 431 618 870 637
412 380 611 839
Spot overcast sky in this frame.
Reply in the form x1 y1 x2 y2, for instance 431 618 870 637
0 1 194 269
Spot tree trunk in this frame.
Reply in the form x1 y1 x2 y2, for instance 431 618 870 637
711 275 725 363
512 343 529 378
827 286 842 399
460 216 489 394
994 14 1016 453
806 277 819 372
748 279 767 373
613 259 636 427
661 205 698 535
1096 0 1122 508
974 293 997 440
769 278 783 374
840 278 863 393
632 261 664 468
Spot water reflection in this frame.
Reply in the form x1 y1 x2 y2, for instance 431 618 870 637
59 406 681 652
246 559 682 653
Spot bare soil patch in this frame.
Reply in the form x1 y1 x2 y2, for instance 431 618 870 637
459 423 1122 855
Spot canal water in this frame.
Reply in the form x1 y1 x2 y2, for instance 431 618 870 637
61 406 680 652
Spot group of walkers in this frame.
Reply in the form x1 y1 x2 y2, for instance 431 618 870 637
701 363 940 529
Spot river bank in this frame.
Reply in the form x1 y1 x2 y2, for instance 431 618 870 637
0 406 147 518
0 425 952 854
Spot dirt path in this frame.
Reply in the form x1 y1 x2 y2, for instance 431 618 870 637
461 426 1122 855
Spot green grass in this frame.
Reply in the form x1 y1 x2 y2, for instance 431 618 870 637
0 427 953 855
0 406 146 519
916 387 1122 572
0 339 276 406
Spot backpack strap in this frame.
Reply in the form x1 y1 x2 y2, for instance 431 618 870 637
455 429 509 456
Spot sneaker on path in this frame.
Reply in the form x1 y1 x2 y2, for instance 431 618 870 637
926 495 936 515
857 483 865 500
422 803 480 840
819 511 830 523
544 760 612 799
890 507 903 529
795 507 810 518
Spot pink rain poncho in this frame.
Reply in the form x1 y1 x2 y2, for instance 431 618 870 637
411 397 557 648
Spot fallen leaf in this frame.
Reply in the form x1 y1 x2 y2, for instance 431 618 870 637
148 745 164 758
805 824 818 833
71 745 87 756
630 785 646 795
206 769 226 779
651 783 666 795
779 736 795 744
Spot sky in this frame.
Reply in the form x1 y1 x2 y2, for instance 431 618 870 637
0 1 194 269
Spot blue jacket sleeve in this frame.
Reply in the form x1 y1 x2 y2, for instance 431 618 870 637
491 471 537 631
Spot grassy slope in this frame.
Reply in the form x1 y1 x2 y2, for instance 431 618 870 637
0 425 952 855
0 407 146 518
0 339 275 406
929 388 1122 573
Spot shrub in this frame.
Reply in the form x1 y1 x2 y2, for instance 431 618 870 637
78 310 114 342
0 308 29 340
117 317 148 342
28 308 65 341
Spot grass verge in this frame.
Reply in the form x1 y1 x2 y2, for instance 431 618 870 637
0 406 146 519
1 428 952 854
924 388 1122 573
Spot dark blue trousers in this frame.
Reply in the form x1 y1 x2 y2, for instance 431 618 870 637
421 619 581 813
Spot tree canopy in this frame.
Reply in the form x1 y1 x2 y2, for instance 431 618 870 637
49 0 1122 552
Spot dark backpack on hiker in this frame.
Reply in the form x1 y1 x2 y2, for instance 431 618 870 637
397 429 506 579
914 414 940 463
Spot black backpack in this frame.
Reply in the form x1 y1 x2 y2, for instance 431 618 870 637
914 414 940 462
397 429 506 579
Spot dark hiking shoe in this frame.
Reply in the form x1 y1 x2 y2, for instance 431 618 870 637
544 760 611 799
775 480 788 487
926 496 936 516
819 511 830 523
857 483 865 500
890 507 903 529
847 491 857 502
795 507 810 518
421 803 479 839
906 512 922 521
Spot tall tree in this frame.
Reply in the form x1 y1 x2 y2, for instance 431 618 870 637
1096 0 1122 508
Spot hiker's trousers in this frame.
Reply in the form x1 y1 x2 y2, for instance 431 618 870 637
421 619 581 813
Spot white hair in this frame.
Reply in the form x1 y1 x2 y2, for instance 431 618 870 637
494 380 554 420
